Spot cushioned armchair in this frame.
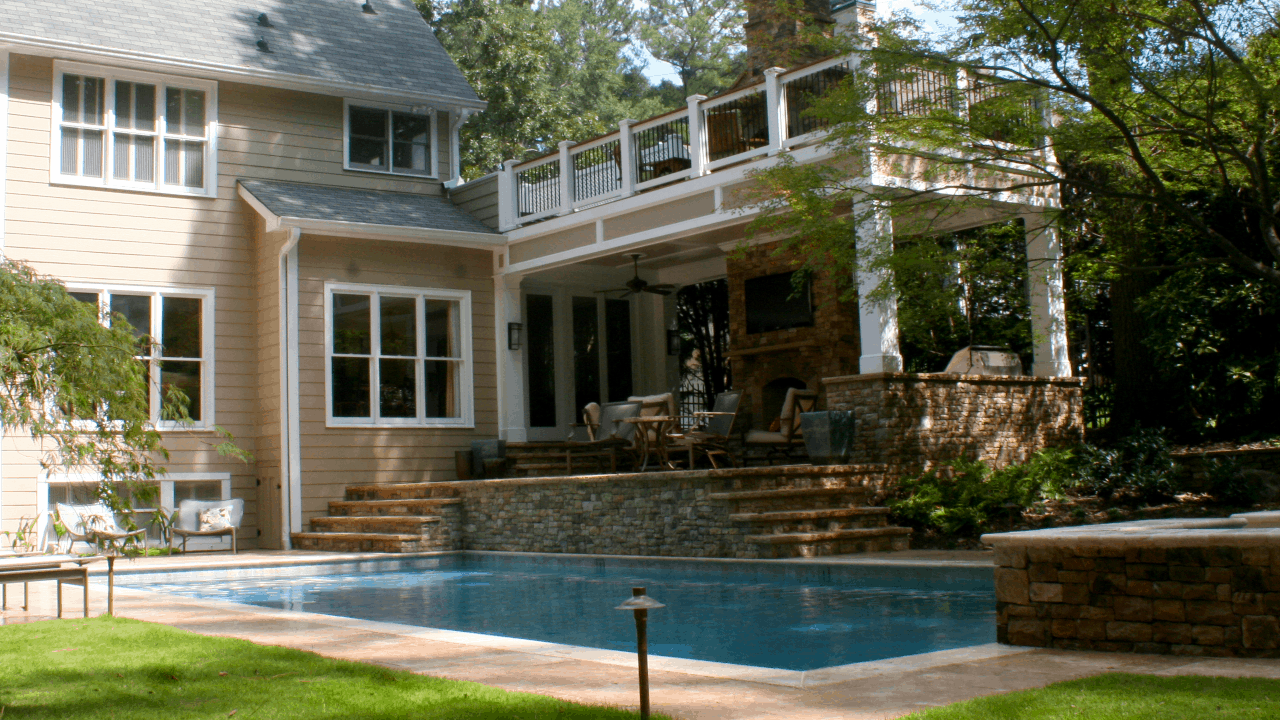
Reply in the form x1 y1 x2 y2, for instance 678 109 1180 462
170 498 244 554
743 388 818 464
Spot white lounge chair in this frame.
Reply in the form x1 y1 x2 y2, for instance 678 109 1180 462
55 502 147 554
170 498 244 554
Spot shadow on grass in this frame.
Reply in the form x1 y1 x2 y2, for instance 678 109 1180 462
0 617 671 720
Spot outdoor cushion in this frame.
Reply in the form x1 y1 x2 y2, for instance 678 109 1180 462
744 430 789 444
198 507 233 531
628 393 677 417
597 402 641 443
174 499 244 533
57 503 118 536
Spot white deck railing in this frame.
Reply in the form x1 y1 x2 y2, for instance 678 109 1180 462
497 55 1046 231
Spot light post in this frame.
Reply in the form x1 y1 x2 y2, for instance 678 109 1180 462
615 586 664 719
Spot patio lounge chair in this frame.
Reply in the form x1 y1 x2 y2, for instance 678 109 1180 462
678 390 743 468
170 498 245 554
55 502 147 554
743 388 818 464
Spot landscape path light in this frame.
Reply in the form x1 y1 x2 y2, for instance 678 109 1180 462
616 586 664 720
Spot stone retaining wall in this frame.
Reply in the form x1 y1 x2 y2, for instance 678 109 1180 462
824 372 1085 473
985 522 1280 658
432 465 884 558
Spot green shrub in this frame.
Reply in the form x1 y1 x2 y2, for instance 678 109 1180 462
1071 428 1179 504
1204 456 1262 506
889 457 1042 538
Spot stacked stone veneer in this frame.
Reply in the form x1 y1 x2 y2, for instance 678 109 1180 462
824 372 1085 472
441 465 892 558
986 522 1280 658
727 241 860 429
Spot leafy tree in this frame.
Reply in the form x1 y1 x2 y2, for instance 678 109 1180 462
640 0 747 97
0 261 247 543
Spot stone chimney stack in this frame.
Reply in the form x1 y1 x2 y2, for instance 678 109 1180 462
741 0 836 83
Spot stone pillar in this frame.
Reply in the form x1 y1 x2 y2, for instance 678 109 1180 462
1023 211 1071 377
855 201 902 374
495 272 528 442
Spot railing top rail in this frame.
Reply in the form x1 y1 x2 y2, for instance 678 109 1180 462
631 106 690 134
513 149 560 171
569 130 622 156
701 79 767 110
780 53 857 84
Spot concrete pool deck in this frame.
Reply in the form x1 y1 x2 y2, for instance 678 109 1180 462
4 549 1280 720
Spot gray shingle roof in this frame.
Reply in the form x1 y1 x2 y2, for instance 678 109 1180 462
0 0 480 106
239 179 498 236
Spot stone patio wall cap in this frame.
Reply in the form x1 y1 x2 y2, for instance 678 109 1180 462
1231 511 1280 528
979 518 1280 549
821 373 1086 386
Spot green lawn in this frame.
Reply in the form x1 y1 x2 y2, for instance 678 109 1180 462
901 673 1280 719
0 617 668 719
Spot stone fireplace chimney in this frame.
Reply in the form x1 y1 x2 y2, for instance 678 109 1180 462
741 0 837 83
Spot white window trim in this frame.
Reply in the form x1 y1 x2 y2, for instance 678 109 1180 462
342 98 439 179
324 281 473 428
51 60 219 197
38 471 232 552
66 283 216 430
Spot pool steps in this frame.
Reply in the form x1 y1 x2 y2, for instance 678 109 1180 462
291 467 912 558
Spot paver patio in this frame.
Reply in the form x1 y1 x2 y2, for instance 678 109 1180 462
4 550 1279 720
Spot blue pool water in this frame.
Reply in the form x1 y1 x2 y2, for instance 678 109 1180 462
122 556 994 671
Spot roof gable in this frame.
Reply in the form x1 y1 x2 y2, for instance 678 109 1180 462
0 0 480 107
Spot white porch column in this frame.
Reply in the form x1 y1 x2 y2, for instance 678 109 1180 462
854 200 903 374
495 271 528 442
1023 211 1071 377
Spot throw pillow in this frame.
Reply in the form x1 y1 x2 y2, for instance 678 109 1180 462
768 417 782 433
81 512 111 533
198 507 233 531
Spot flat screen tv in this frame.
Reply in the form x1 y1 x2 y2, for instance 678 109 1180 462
744 271 814 334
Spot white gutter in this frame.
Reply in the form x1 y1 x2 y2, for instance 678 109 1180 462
0 33 486 112
278 227 302 549
237 185 506 250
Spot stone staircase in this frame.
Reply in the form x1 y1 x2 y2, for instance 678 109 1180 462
290 482 463 553
710 481 912 559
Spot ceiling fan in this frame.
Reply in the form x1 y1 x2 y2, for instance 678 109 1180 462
596 253 676 297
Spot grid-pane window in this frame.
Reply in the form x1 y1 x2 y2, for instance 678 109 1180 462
328 286 469 425
346 105 434 177
70 287 212 425
55 65 214 194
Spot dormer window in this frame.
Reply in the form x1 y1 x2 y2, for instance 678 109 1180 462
344 100 436 177
52 62 217 196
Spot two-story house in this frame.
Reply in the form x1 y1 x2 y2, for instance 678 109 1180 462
0 0 1074 553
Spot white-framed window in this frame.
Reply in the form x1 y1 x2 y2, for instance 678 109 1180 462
52 61 218 196
324 282 473 427
343 99 437 177
38 472 231 550
67 284 216 428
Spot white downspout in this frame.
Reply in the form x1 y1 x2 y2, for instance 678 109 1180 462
278 227 301 548
0 48 10 535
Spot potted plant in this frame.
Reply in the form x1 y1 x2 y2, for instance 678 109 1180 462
799 410 855 465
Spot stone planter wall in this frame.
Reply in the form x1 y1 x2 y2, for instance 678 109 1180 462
824 372 1085 473
985 522 1280 658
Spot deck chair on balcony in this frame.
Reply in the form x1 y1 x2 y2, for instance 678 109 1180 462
743 388 819 465
675 390 743 469
55 502 147 554
170 498 245 554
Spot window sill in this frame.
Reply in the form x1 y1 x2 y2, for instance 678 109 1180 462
51 176 217 199
341 165 440 181
326 420 474 430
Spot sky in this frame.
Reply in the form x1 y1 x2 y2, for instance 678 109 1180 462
636 0 959 86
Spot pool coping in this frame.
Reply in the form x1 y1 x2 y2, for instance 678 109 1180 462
110 582 1032 689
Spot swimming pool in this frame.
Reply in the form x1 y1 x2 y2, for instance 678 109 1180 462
121 554 994 672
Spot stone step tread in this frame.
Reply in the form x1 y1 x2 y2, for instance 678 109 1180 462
291 532 423 541
746 527 912 544
729 507 891 522
329 498 461 511
311 515 443 527
344 482 460 499
708 487 871 501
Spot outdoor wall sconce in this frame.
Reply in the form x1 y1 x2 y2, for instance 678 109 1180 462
507 322 523 351
616 586 664 720
666 329 681 356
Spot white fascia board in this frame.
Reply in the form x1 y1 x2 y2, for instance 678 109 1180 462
236 184 505 250
0 33 487 111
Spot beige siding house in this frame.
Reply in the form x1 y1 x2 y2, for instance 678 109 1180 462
0 0 501 549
